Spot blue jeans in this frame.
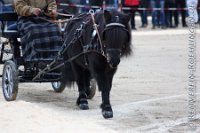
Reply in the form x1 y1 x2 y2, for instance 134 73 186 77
141 10 148 25
80 0 90 13
150 0 165 26
106 0 118 9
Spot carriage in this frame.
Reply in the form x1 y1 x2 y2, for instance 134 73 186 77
0 11 96 101
0 10 132 118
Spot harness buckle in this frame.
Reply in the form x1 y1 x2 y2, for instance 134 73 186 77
89 9 95 15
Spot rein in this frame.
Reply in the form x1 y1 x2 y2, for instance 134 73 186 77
37 11 73 23
32 12 128 81
90 12 105 56
88 13 127 57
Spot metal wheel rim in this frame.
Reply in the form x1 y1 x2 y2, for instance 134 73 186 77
3 65 14 98
52 81 61 89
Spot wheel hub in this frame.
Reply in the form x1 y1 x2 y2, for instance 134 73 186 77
5 79 9 85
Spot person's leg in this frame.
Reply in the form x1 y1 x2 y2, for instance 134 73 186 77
106 0 115 8
131 7 137 30
139 0 147 27
160 0 166 28
174 0 179 27
168 2 174 27
156 0 161 27
198 1 200 24
143 0 148 26
140 10 145 27
144 0 150 25
113 0 118 9
123 8 133 29
144 10 148 26
151 0 157 28
164 1 170 27
139 0 145 27
89 0 103 11
198 6 200 24
171 2 177 27
80 0 89 13
169 10 173 27
180 0 187 27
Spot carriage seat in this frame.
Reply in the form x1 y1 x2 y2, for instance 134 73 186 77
0 12 20 38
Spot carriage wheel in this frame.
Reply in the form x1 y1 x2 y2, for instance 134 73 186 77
51 81 66 93
86 79 97 99
2 60 18 101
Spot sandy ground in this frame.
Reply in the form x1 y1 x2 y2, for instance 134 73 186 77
0 27 200 133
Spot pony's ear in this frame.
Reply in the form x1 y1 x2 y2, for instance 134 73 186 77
104 10 111 23
124 13 131 24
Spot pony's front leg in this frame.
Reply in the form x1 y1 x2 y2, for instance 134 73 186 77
97 75 114 119
101 89 113 119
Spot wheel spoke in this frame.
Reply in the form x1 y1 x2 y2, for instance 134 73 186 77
4 66 13 97
8 84 13 95
6 67 11 80
4 71 9 96
7 85 11 96
4 84 9 94
5 70 9 80
4 83 9 97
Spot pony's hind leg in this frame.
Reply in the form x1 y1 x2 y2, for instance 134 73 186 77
75 68 90 110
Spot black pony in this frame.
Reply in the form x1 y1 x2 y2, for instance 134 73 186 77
63 10 132 118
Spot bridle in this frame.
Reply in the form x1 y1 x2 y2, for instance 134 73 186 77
103 22 130 55
90 13 130 58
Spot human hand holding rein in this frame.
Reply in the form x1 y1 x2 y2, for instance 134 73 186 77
48 9 57 18
32 8 42 16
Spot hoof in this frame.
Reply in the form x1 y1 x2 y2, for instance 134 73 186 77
102 110 113 119
79 103 89 110
77 98 89 110
101 103 113 119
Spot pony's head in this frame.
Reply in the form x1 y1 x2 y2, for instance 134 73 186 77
102 10 132 68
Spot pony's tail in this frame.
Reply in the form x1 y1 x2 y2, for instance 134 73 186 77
65 81 75 88
61 62 76 88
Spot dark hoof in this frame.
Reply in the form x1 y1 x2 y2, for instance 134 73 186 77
77 98 89 110
102 110 113 119
79 103 89 110
101 104 113 119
